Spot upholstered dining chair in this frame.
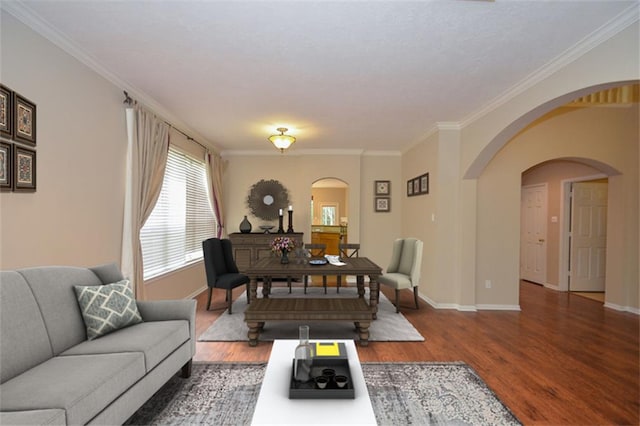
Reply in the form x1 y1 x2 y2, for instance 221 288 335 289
202 237 250 314
336 243 361 293
304 243 327 294
378 238 423 313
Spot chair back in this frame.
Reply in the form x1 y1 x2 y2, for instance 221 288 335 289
339 243 360 258
202 238 239 287
305 243 326 258
386 238 423 287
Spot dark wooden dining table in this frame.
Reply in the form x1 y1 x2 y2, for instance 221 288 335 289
244 256 383 318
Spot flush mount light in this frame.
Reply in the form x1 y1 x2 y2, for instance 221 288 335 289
268 127 296 153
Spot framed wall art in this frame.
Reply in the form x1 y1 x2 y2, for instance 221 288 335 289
419 173 429 194
375 180 390 196
407 180 413 196
0 84 13 139
375 197 390 212
13 145 36 192
13 92 36 145
0 141 12 191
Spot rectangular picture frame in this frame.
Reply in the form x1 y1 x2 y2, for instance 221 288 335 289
0 141 12 191
419 173 429 194
375 180 390 195
13 92 36 145
0 84 13 139
407 179 413 196
413 178 420 195
375 196 390 212
13 145 36 192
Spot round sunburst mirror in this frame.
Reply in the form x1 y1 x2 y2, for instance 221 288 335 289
247 179 290 221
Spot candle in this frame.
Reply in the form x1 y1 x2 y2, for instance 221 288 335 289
279 209 283 216
288 205 293 211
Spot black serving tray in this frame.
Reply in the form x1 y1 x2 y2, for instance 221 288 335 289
288 358 355 399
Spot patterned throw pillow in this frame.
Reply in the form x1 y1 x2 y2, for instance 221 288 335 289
74 280 143 340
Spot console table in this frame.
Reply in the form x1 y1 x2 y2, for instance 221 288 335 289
228 232 304 273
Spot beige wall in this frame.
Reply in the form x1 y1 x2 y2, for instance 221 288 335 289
477 105 638 309
222 153 402 269
0 13 206 300
522 159 602 287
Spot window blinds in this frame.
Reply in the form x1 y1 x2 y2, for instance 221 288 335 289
140 146 217 279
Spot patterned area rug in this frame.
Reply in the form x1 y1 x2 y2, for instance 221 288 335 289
198 286 424 342
125 362 521 425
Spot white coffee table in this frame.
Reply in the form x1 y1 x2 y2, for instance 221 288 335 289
251 339 377 425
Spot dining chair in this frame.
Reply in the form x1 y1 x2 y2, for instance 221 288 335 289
202 237 250 314
303 243 327 294
378 238 423 313
337 243 361 293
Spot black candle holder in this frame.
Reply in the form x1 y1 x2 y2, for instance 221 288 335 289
287 210 294 233
278 215 285 233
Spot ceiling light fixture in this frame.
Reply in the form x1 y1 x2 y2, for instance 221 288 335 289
268 127 296 153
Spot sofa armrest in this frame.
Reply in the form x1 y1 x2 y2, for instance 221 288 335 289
137 299 197 356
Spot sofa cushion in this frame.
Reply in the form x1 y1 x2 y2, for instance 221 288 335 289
0 409 66 425
18 266 105 355
61 320 189 372
0 353 144 425
0 271 53 384
74 280 142 340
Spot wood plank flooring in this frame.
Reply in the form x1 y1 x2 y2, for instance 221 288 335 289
193 280 639 425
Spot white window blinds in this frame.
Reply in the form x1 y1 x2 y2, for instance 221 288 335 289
140 146 217 279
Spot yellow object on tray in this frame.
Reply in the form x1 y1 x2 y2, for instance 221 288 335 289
315 342 341 356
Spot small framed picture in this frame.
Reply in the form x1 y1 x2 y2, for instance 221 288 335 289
0 141 12 191
375 180 390 196
375 197 390 212
0 85 13 139
407 180 413 196
13 145 36 192
419 173 429 194
413 178 420 195
14 92 36 145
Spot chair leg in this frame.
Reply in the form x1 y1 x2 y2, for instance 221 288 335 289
414 286 420 309
395 289 400 313
323 276 327 294
288 276 292 293
246 283 250 304
337 275 341 293
227 289 233 314
206 287 213 310
304 276 308 294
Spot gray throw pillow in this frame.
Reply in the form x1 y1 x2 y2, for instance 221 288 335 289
74 280 143 340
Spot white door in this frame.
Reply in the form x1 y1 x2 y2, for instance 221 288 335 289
520 184 548 284
569 182 608 291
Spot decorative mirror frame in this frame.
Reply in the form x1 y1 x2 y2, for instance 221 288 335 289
246 179 290 221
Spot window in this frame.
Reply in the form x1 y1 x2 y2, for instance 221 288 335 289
320 203 338 225
140 146 217 279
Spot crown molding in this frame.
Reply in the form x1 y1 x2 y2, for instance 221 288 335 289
1 1 218 152
221 148 394 157
459 2 640 129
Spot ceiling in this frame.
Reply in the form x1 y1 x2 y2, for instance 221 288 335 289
4 1 638 154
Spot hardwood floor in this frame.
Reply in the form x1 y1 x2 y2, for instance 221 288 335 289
193 280 639 425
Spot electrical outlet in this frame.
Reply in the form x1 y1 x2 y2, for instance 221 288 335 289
485 280 492 289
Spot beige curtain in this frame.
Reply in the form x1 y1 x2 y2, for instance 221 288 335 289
122 105 170 300
206 151 225 237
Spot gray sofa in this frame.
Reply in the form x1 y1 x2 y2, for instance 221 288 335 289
0 263 196 425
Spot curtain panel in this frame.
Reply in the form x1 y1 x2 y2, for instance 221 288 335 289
206 151 225 237
122 106 170 300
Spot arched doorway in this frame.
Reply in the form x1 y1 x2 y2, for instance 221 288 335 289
310 178 349 255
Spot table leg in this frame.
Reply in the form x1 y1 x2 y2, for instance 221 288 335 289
262 277 271 298
368 275 379 320
249 277 258 302
247 321 263 347
357 275 365 298
355 321 370 346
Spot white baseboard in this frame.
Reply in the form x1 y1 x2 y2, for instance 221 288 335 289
419 292 520 312
604 302 640 315
476 304 522 311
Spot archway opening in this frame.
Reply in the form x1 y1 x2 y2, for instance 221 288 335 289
310 178 349 255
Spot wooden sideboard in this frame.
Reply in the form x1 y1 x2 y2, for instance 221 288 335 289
228 232 304 273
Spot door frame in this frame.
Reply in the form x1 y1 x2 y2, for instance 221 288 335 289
558 173 607 291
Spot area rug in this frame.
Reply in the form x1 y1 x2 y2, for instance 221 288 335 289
125 362 521 425
198 286 424 342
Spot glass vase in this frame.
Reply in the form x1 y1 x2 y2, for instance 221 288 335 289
281 249 289 264
294 325 313 382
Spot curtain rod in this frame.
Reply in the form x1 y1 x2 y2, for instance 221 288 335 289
123 90 209 152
